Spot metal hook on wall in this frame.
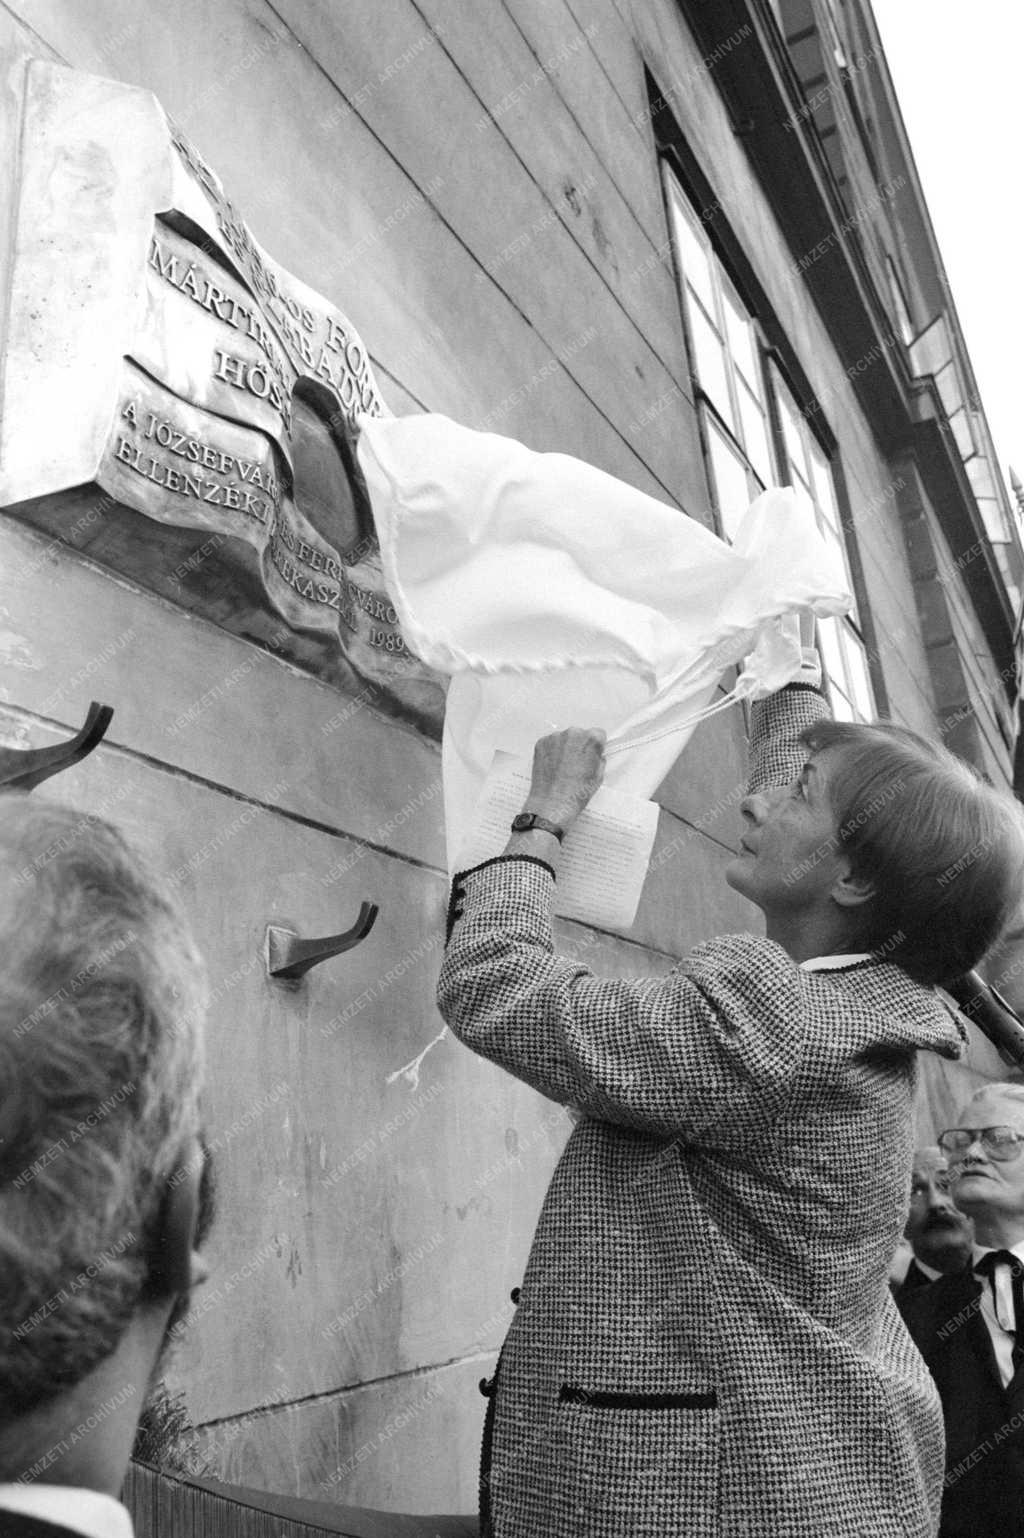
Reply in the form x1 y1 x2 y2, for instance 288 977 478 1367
0 701 114 791
265 901 379 981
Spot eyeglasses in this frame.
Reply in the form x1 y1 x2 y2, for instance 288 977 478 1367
938 1126 1024 1162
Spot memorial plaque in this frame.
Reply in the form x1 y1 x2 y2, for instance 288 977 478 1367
0 60 442 727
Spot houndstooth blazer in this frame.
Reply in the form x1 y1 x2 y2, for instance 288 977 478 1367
438 685 966 1538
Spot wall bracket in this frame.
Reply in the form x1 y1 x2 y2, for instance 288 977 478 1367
266 902 379 981
0 701 114 791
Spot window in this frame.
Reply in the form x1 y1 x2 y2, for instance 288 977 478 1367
820 0 849 68
663 161 876 723
769 362 875 721
662 166 774 539
885 257 915 348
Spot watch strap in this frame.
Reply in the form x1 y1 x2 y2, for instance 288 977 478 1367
510 811 565 843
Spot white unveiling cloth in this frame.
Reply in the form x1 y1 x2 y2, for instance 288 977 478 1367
0 1484 133 1537
357 412 853 870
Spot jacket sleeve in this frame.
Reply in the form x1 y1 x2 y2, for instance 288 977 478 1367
437 856 806 1146
747 681 832 795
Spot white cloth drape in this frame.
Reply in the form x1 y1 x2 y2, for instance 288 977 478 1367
357 413 852 870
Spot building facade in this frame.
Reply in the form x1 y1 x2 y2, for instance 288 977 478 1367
0 0 1020 1517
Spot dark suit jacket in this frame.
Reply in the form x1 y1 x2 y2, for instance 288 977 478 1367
900 1270 1024 1537
893 1259 941 1300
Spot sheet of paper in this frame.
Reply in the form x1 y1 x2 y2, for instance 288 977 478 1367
455 753 660 932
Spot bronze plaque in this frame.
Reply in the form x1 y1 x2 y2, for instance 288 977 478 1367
0 60 440 726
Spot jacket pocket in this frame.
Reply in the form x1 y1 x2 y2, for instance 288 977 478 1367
559 1384 717 1410
554 1385 721 1537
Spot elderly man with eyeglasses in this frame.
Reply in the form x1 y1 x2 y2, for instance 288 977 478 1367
899 1082 1024 1537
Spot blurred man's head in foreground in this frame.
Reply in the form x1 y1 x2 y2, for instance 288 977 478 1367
0 793 209 1491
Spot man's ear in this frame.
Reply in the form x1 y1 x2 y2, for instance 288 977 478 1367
830 856 875 911
145 1141 203 1299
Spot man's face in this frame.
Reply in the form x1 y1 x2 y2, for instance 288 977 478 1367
905 1146 973 1269
945 1090 1024 1222
725 749 849 918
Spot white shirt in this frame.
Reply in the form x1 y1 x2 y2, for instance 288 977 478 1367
972 1239 1024 1389
800 954 874 972
0 1485 133 1538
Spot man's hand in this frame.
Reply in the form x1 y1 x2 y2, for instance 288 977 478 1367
525 727 607 831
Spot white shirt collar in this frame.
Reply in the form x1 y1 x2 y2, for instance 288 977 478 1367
0 1484 133 1538
800 953 874 972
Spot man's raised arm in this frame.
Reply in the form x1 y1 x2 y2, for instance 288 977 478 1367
437 724 805 1146
747 640 831 796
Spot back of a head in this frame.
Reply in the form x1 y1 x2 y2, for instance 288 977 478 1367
961 1081 1024 1122
0 794 206 1419
802 718 1024 986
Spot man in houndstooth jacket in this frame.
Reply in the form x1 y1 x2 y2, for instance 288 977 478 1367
438 667 1024 1538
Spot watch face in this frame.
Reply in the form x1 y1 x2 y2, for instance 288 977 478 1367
511 813 534 832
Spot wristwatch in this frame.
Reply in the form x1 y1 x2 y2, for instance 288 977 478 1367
510 811 566 843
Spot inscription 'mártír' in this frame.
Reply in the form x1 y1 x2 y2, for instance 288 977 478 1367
148 233 294 433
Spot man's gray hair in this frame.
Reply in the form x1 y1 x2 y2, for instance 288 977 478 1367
960 1082 1024 1115
0 793 206 1414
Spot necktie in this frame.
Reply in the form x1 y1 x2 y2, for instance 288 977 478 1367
975 1250 1024 1374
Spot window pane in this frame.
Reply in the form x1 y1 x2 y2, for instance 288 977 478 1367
820 613 858 721
948 407 976 460
706 415 753 541
687 298 733 426
843 625 875 719
790 459 813 500
667 187 715 313
829 684 858 723
933 361 962 421
808 440 841 534
819 520 860 624
818 615 846 691
777 381 807 478
886 256 915 347
722 282 760 392
737 382 773 487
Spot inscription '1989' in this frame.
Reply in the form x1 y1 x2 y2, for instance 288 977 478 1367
369 629 409 654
